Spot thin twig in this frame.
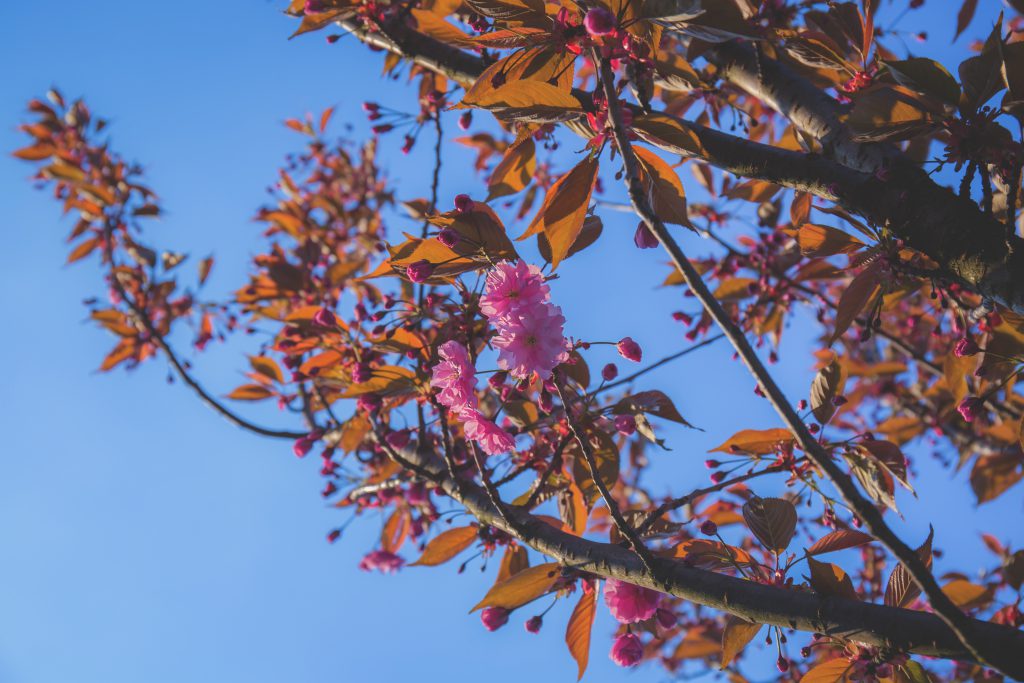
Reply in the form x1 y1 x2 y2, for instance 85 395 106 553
554 380 659 578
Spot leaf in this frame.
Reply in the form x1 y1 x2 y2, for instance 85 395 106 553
632 112 705 157
829 265 881 345
790 192 812 226
709 428 796 456
797 224 865 258
801 657 854 683
810 356 845 424
807 558 858 600
471 562 560 611
520 156 598 269
410 9 477 48
411 525 479 566
464 0 546 22
941 579 993 609
955 0 979 40
633 145 692 227
565 588 597 680
848 87 938 142
742 497 797 553
488 137 536 199
226 384 274 401
613 390 694 426
496 543 530 582
720 617 761 668
860 440 912 492
467 81 584 123
538 215 603 263
381 508 409 552
337 365 417 398
249 356 284 383
12 143 56 160
674 538 754 569
884 58 961 106
425 204 519 263
884 527 933 608
970 452 1024 504
806 529 875 556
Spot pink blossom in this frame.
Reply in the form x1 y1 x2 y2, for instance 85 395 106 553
406 259 433 283
604 578 662 624
617 336 642 363
655 608 677 630
312 307 337 327
430 340 478 416
480 607 509 631
491 304 569 380
525 615 543 633
480 260 549 320
614 414 637 435
384 429 410 451
609 633 644 667
584 6 617 36
437 227 459 248
957 396 983 422
954 336 980 357
358 549 404 574
463 411 516 455
634 222 659 249
602 363 618 381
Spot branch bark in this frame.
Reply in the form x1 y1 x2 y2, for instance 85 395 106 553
382 435 1024 666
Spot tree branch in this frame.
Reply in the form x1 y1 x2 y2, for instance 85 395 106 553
594 55 1022 679
384 435 1024 665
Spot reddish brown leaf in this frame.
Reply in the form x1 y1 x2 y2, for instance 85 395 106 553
742 497 797 553
520 156 598 269
806 529 875 556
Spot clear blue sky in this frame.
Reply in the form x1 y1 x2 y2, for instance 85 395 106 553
0 2 1019 682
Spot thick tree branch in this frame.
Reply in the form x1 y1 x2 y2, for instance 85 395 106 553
339 19 1024 313
594 56 1023 679
383 435 1024 665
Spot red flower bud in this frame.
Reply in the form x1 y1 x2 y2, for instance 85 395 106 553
406 259 434 283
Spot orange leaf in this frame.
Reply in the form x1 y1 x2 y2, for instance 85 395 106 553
249 356 284 384
633 145 692 227
496 543 530 582
721 617 761 667
807 558 858 600
471 562 560 611
709 428 796 455
801 657 854 683
411 525 479 566
829 264 881 345
796 224 865 258
565 587 596 680
488 137 536 199
519 156 598 269
226 384 275 401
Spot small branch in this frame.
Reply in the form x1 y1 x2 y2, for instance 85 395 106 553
595 333 724 396
636 462 788 535
554 380 659 578
101 221 306 441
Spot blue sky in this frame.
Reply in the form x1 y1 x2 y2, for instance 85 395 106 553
0 2 1019 682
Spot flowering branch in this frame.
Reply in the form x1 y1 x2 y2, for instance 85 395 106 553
593 52 1022 679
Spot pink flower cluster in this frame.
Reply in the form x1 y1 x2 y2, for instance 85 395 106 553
481 261 569 381
430 340 515 456
604 578 662 623
358 549 405 574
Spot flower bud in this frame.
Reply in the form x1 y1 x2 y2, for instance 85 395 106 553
406 259 434 283
617 337 642 363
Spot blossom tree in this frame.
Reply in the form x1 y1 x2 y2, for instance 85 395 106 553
15 0 1024 680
